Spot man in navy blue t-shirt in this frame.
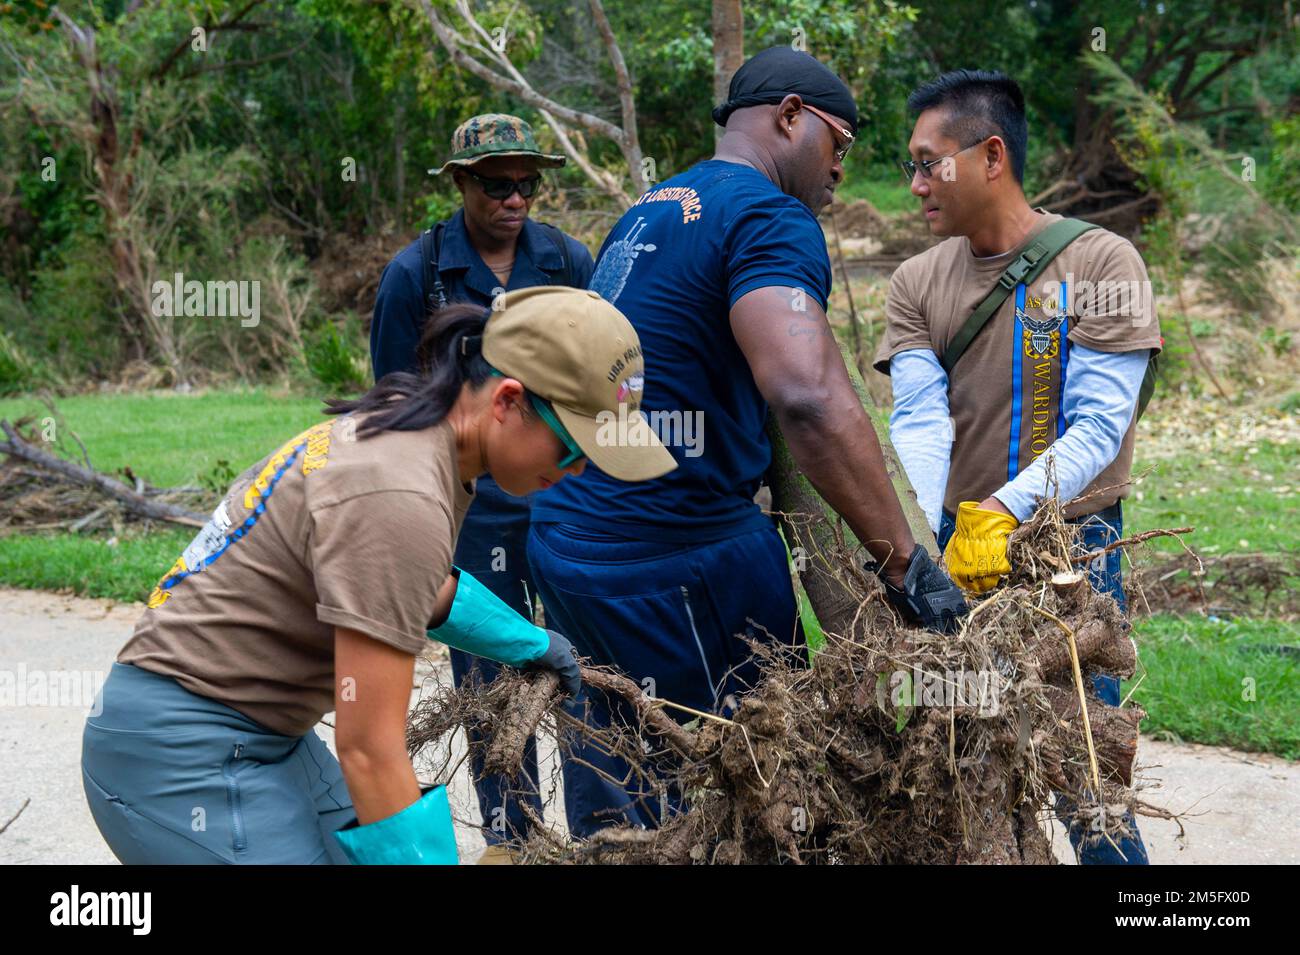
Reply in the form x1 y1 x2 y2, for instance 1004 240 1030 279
529 48 966 837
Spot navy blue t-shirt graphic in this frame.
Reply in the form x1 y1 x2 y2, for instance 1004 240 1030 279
533 160 832 540
527 159 832 837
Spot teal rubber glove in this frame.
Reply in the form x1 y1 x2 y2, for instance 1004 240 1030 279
427 568 549 666
333 786 458 865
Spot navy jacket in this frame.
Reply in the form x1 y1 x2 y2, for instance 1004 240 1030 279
370 208 595 380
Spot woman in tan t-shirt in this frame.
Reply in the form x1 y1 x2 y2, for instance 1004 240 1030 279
81 286 675 865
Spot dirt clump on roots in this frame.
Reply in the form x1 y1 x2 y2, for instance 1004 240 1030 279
408 499 1171 864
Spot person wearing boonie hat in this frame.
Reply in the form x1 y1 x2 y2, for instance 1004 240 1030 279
82 287 670 865
527 46 967 839
428 112 567 176
370 113 595 860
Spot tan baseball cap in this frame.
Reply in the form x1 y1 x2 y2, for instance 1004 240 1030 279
481 287 677 482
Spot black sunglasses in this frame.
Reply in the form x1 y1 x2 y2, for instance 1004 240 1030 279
465 171 543 200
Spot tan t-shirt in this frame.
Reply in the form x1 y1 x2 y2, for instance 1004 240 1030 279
120 414 475 737
874 212 1162 518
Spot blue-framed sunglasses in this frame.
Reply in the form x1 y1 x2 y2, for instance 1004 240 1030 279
489 369 585 468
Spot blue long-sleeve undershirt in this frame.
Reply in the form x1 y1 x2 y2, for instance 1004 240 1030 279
888 349 952 534
888 344 1150 528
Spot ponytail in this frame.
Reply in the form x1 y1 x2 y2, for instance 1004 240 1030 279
324 302 494 436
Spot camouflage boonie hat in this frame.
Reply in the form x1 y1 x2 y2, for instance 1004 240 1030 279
429 113 566 175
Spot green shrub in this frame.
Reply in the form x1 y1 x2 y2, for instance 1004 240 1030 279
420 190 461 227
24 233 122 381
304 319 370 395
200 458 239 496
1265 115 1300 214
0 328 33 395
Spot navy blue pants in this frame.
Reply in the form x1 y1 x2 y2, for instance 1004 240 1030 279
451 477 544 845
527 521 803 837
938 501 1149 865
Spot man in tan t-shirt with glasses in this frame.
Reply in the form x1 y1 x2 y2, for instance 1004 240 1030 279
874 70 1161 865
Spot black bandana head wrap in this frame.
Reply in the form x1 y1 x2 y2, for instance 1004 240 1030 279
712 46 858 133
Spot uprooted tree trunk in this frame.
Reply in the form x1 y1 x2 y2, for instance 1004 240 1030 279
1032 5 1286 236
759 349 1144 864
407 350 1158 864
764 343 935 634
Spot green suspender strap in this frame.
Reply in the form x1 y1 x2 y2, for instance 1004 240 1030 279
938 217 1159 418
940 218 1097 375
1134 335 1159 419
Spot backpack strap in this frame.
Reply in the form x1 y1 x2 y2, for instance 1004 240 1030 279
537 222 574 287
940 218 1098 375
1136 349 1159 419
420 222 448 315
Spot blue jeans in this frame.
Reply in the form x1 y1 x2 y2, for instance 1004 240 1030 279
450 477 543 845
82 662 357 864
938 501 1149 865
527 521 803 837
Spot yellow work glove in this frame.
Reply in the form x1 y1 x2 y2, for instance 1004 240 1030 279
942 501 1019 595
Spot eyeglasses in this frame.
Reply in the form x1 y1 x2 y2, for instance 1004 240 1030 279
490 369 585 468
899 138 989 181
465 171 543 200
801 103 855 163
528 394 586 469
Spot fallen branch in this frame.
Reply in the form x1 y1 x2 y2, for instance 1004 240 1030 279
484 670 559 777
580 669 703 760
1072 527 1194 564
0 797 31 835
0 419 206 527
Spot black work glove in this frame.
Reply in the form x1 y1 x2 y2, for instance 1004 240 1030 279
866 544 969 634
528 629 582 697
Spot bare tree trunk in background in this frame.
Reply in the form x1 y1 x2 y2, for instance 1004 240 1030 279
418 0 643 203
39 2 271 384
54 11 189 382
712 0 744 147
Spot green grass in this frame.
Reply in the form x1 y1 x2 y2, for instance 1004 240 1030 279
1125 614 1299 759
0 388 327 602
837 171 916 215
0 389 325 487
1114 439 1298 757
1125 439 1298 556
0 528 192 602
